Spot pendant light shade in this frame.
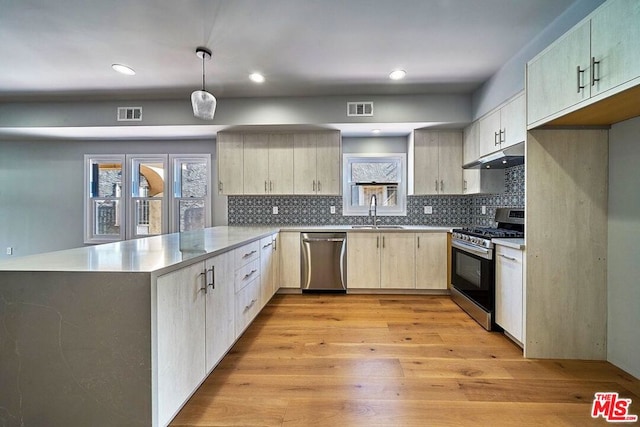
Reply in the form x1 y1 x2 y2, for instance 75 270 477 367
191 47 217 120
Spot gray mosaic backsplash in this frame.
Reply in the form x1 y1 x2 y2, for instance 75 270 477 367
229 164 524 227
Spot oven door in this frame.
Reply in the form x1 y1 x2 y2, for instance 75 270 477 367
450 243 494 313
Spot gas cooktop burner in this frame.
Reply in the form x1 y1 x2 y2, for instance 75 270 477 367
455 227 524 239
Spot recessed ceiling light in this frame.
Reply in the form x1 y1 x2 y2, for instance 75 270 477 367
372 129 381 134
389 69 406 80
249 72 265 83
112 64 136 76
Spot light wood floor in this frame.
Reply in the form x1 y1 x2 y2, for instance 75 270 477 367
171 294 639 427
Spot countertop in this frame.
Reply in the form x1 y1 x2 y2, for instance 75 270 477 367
0 225 454 273
280 225 454 233
492 238 525 250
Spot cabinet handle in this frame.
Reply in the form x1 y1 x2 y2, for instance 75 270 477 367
576 65 586 93
500 129 505 143
272 237 277 251
264 180 268 193
242 250 257 258
591 56 600 86
208 266 215 290
417 236 420 249
435 180 438 192
270 181 273 192
382 236 385 249
199 270 208 293
494 131 500 146
317 181 321 192
218 181 223 192
440 180 444 192
313 180 316 192
244 298 257 312
262 242 272 249
243 269 257 280
463 180 468 192
498 254 518 262
376 236 379 248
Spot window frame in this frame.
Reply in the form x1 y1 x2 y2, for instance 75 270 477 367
342 153 407 217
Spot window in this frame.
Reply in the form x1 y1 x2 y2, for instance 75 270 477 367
342 153 407 216
84 154 211 243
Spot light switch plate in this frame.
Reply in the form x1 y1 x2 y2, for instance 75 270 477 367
272 206 278 215
424 206 433 215
6 247 12 255
481 205 487 215
330 206 336 214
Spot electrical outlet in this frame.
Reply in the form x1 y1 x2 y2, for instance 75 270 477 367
481 205 487 215
6 247 13 255
424 206 433 215
330 206 336 214
272 206 278 215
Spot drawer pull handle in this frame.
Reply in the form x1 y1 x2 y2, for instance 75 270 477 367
498 254 518 261
243 250 257 258
262 242 272 249
243 269 257 280
244 298 257 312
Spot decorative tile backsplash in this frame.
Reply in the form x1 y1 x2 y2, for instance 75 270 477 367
229 164 524 227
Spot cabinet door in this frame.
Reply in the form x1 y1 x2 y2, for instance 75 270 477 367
217 133 244 195
156 262 206 427
268 134 294 194
495 245 524 342
278 232 301 288
259 234 277 307
527 20 591 126
243 134 269 194
380 232 415 289
415 233 447 290
316 131 341 195
437 131 463 195
204 252 235 372
293 133 318 195
462 122 479 165
413 131 439 195
478 109 501 157
347 233 381 288
500 93 526 149
591 0 640 96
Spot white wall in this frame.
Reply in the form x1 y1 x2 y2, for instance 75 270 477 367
608 116 640 378
0 139 218 259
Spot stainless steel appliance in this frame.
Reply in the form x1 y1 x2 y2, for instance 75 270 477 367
300 232 347 292
450 208 524 330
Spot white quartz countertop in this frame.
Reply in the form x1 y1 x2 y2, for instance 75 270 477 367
280 225 454 232
0 226 278 273
492 238 525 250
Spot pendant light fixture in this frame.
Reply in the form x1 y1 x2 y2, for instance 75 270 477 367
191 47 217 120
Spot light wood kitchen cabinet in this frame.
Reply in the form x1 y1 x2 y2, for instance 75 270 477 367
156 261 207 427
495 244 524 344
478 92 525 157
293 131 341 195
259 234 278 307
380 232 415 289
278 231 301 288
347 232 415 289
243 134 294 195
413 130 463 195
217 132 244 195
462 122 505 194
527 0 640 127
234 241 262 336
415 232 447 290
347 232 381 288
204 251 235 372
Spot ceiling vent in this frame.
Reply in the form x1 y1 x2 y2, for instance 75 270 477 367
117 107 142 122
347 102 374 117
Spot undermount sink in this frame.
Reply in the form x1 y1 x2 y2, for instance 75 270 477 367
350 225 404 229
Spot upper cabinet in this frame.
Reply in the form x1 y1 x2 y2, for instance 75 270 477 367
413 130 463 195
218 130 341 196
527 0 640 128
243 134 294 195
293 131 341 195
462 122 505 195
478 92 525 158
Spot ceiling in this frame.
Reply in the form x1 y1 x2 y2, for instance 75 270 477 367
1 0 578 101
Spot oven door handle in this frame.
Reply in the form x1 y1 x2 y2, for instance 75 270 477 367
452 240 492 259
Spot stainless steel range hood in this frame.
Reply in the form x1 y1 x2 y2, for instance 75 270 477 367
463 142 524 169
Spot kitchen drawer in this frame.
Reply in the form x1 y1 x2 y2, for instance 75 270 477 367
234 240 260 268
234 258 260 293
235 276 261 337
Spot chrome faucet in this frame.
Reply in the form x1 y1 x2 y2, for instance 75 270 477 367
369 194 378 228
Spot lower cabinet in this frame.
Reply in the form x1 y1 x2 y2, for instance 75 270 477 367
205 252 235 371
380 232 416 289
260 233 278 306
415 232 448 289
278 231 301 288
495 244 524 343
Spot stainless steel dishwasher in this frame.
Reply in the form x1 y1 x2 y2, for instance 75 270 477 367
300 232 347 293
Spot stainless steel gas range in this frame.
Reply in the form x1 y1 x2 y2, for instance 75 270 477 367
450 208 524 330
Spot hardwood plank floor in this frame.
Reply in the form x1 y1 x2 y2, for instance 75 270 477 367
171 294 639 427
